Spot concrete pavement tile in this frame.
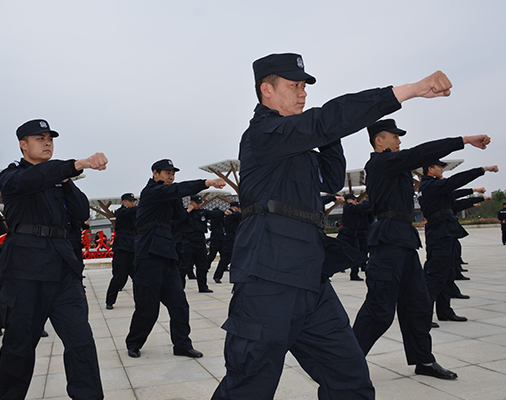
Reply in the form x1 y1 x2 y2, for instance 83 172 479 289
413 365 506 400
125 359 214 388
25 374 46 400
134 379 219 400
434 338 506 364
375 377 461 400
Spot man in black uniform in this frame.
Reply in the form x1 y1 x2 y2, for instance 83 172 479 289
180 195 223 292
337 193 369 281
125 159 225 359
0 119 107 399
448 188 490 302
105 193 137 310
353 118 491 380
357 200 374 272
207 209 226 272
212 53 454 400
498 203 506 244
213 201 241 283
419 161 498 323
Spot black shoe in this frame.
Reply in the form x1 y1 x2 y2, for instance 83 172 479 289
128 348 141 358
188 274 197 279
106 304 114 310
451 293 470 299
214 278 222 284
0 329 3 336
350 276 364 281
431 322 440 328
461 261 468 265
455 275 470 281
174 348 203 358
41 331 49 338
415 362 457 380
199 288 214 293
439 315 468 322
460 268 468 272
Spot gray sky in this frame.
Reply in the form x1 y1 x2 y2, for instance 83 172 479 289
1 0 505 200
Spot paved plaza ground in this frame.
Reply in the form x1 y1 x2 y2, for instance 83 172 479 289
25 225 506 399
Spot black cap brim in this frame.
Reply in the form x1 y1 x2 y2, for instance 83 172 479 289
277 70 316 84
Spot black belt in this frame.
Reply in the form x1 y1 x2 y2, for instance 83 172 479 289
377 210 413 223
425 209 453 222
15 224 67 239
137 221 171 234
242 200 327 229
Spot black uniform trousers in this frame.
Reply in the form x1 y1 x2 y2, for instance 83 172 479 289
207 238 225 269
353 243 435 365
0 264 103 400
180 236 209 291
126 257 192 353
213 239 233 281
357 231 369 271
337 230 360 278
212 279 374 400
501 223 506 245
105 249 136 306
424 237 456 320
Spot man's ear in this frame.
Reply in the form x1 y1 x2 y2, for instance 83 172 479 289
260 82 273 99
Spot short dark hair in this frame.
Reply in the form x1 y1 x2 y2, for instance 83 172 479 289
255 74 280 103
369 130 387 149
423 164 436 175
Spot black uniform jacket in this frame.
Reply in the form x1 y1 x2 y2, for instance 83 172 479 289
223 211 241 240
341 202 371 235
419 167 485 244
180 208 223 238
452 189 484 213
112 205 138 252
0 158 88 280
366 137 465 250
134 178 207 262
232 87 402 292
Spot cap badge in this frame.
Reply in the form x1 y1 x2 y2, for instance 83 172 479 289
296 57 304 69
39 121 48 128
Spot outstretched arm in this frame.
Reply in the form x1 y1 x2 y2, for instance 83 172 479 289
75 152 108 171
393 71 452 103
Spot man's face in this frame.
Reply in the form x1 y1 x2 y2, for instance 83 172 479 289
347 199 357 205
20 132 54 164
265 77 307 116
153 169 175 185
428 165 444 179
378 131 401 152
123 199 136 208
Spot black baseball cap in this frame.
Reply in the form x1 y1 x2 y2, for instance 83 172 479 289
151 159 180 172
191 195 203 204
423 160 448 175
121 193 136 201
253 53 316 84
16 119 59 140
367 119 406 139
230 201 240 208
344 193 356 201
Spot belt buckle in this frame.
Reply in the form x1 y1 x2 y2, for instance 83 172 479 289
36 225 50 237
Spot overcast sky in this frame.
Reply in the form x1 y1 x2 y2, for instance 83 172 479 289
1 0 505 201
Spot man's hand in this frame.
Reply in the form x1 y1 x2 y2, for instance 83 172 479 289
205 178 226 189
462 135 491 149
75 153 108 171
484 165 499 172
187 203 195 213
473 187 486 194
393 71 452 103
484 196 492 201
335 196 345 205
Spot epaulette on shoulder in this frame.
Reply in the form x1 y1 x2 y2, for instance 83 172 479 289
8 161 20 168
